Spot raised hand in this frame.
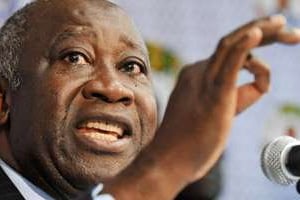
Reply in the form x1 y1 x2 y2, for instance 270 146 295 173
154 14 300 189
105 15 300 200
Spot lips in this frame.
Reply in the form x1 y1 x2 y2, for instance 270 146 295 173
75 117 132 153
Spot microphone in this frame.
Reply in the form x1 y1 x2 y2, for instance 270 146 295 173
261 136 300 185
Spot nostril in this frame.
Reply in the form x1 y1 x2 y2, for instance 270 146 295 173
82 81 134 104
91 93 110 102
89 93 131 105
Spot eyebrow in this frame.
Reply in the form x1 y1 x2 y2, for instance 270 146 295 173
49 28 150 65
119 34 149 60
52 29 147 55
47 28 97 61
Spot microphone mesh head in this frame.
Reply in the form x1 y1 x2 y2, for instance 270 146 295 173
261 136 299 185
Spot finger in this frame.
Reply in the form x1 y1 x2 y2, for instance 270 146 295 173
204 43 229 82
245 57 270 92
215 27 262 88
270 28 300 44
256 27 300 46
226 15 287 44
205 15 284 81
236 57 270 114
226 15 300 46
258 27 300 46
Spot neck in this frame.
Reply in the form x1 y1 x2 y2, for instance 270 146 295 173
0 131 19 171
0 131 91 199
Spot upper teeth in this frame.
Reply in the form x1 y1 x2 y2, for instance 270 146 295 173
82 121 124 137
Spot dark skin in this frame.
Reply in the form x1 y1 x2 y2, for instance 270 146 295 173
0 0 299 199
0 0 157 198
104 14 300 200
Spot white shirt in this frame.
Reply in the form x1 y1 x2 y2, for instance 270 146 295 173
0 159 114 200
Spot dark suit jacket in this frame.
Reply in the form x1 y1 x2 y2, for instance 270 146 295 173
0 166 107 200
0 167 25 200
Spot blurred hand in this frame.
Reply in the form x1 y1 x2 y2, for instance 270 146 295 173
156 15 300 183
105 15 300 200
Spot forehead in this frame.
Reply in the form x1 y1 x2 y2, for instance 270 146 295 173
24 1 147 57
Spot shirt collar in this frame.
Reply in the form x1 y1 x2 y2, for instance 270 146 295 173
0 159 54 200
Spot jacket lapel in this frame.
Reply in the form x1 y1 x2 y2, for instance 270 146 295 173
0 167 25 200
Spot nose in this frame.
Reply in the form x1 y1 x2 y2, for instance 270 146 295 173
82 76 134 106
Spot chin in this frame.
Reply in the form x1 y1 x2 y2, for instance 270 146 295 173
55 150 136 187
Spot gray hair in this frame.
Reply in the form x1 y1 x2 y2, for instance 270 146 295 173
0 2 37 90
0 0 120 90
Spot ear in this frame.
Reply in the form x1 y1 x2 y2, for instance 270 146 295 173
0 79 10 126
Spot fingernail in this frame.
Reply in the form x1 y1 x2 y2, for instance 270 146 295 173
284 27 300 35
270 14 286 24
291 28 300 36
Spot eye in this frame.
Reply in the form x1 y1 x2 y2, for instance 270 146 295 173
61 51 89 65
119 59 146 75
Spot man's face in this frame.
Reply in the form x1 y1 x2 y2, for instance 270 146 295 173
7 0 157 194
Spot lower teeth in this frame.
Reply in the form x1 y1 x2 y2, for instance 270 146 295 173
85 132 118 142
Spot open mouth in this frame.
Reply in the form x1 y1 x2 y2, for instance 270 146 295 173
75 118 132 153
77 120 130 141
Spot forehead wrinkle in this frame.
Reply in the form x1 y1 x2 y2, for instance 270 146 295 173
51 27 97 47
46 27 97 61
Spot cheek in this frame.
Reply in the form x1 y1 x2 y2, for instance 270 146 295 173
10 87 62 137
10 73 78 144
8 93 57 166
135 88 158 146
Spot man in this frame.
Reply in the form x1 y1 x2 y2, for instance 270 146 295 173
0 0 299 199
